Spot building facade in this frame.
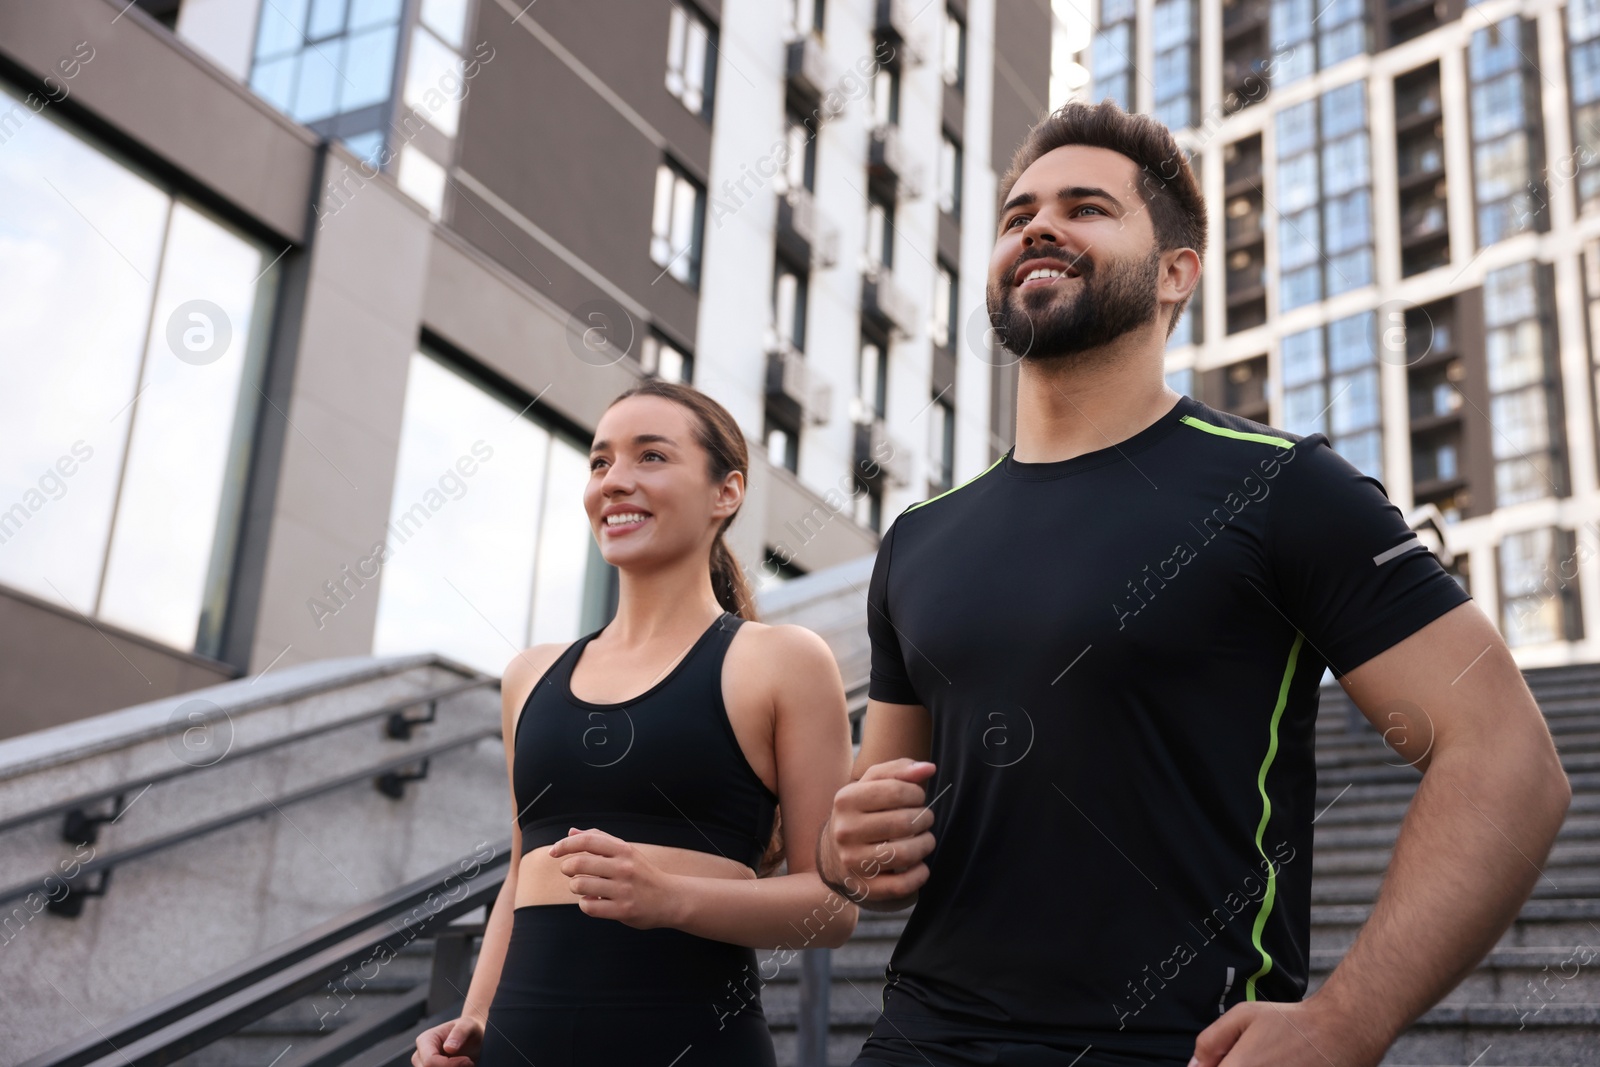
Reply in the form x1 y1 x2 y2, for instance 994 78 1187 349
1076 0 1600 667
0 0 1050 739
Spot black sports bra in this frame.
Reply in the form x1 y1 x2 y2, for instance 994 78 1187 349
511 611 780 872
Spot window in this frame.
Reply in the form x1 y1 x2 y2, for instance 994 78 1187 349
766 421 799 473
942 7 967 89
1224 136 1267 333
1396 63 1450 276
1572 0 1600 215
1468 17 1546 246
933 262 958 349
641 332 692 382
1091 0 1136 110
774 258 809 351
930 396 955 494
783 0 824 37
402 6 473 138
1585 240 1600 480
1152 0 1198 130
1270 0 1365 87
651 161 706 288
666 1 717 120
0 83 281 657
855 332 889 423
1222 0 1272 114
784 109 818 193
938 133 963 215
872 54 901 126
1498 527 1581 647
1281 311 1383 479
1483 261 1564 505
1274 81 1373 311
867 192 895 270
250 0 403 154
373 350 603 673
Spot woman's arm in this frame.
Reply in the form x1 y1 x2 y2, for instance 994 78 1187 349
552 624 860 949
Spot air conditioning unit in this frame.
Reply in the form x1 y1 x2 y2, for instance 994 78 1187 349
777 187 840 269
785 34 833 108
862 267 917 337
869 124 923 200
765 343 832 425
874 0 923 64
854 417 910 486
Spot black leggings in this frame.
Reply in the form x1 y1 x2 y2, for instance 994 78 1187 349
475 903 777 1066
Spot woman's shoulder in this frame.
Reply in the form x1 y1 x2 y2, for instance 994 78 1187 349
729 620 840 683
499 641 577 716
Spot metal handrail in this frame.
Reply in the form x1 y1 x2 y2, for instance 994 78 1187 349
0 675 498 837
18 842 511 1067
0 723 503 910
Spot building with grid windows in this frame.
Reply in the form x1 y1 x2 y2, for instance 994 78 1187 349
0 0 1049 738
1077 0 1600 665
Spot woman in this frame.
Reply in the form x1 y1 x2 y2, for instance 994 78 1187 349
412 379 858 1066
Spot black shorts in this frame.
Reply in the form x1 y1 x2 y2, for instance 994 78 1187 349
475 903 777 1067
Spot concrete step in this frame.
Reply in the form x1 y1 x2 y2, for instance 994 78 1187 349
1308 945 1600 1008
1311 898 1600 952
1380 1003 1600 1066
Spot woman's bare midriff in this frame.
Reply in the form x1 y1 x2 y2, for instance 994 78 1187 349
513 842 756 906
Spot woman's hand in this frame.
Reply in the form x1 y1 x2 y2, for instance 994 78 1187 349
547 827 686 928
412 1014 482 1067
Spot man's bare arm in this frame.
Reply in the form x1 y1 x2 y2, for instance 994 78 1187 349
1197 601 1570 1066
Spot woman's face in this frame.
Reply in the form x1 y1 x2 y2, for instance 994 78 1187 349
584 395 739 569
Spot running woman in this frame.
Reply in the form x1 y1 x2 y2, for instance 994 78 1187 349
413 379 858 1067
821 101 1571 1067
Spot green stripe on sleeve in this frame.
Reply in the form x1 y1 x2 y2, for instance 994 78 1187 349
905 451 1008 513
1178 415 1294 450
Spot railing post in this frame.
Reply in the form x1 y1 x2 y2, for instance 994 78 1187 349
796 945 832 1067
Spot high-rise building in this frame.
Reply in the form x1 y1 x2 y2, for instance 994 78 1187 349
0 0 1049 736
1076 0 1600 665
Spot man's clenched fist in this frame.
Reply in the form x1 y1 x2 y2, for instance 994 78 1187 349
817 758 938 911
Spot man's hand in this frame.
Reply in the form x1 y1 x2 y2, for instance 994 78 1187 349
412 1015 482 1067
1191 997 1384 1067
818 758 937 911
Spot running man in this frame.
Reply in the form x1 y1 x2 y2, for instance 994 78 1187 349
819 101 1571 1067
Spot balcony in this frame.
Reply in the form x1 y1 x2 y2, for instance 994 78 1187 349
874 0 923 64
765 343 832 426
777 186 840 269
854 417 911 486
868 124 923 200
862 266 917 336
785 34 833 110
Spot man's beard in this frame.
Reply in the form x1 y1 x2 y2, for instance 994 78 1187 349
986 247 1164 361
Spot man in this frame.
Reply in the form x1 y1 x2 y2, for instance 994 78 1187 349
818 101 1571 1067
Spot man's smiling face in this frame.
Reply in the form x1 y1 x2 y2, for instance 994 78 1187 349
986 144 1167 362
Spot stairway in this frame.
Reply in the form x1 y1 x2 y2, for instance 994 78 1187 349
758 663 1600 1067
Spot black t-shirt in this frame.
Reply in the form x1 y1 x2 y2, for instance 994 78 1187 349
865 393 1471 1060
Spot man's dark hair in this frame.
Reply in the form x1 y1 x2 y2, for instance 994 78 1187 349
999 100 1207 335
